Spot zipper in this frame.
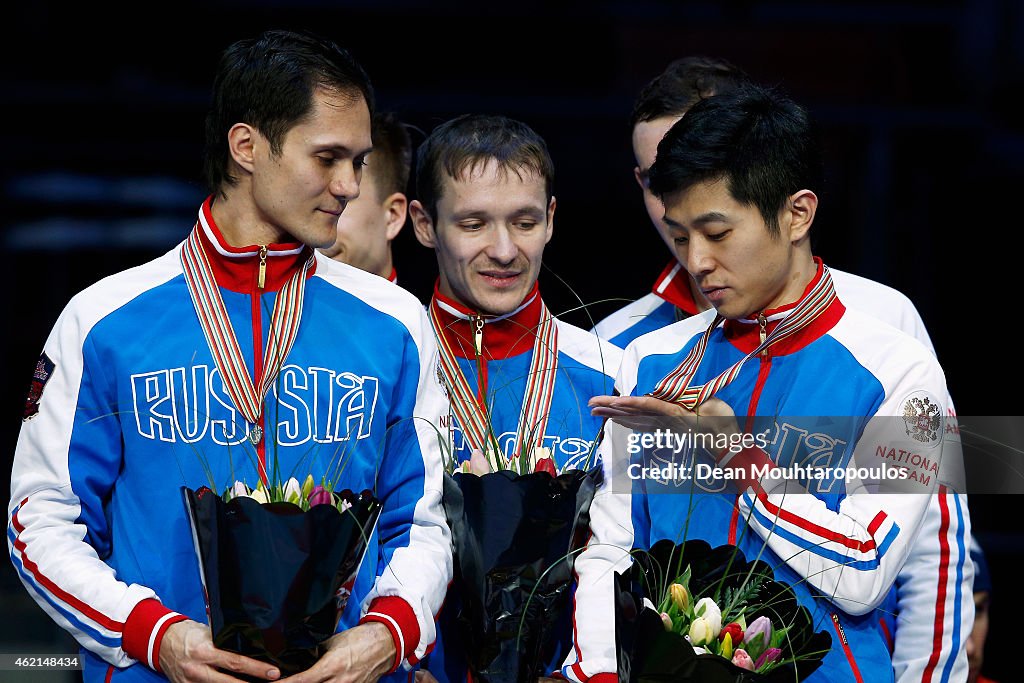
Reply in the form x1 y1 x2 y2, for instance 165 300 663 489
472 315 484 356
831 613 865 683
257 245 268 290
757 313 767 356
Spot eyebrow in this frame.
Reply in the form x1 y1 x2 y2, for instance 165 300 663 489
452 206 546 221
315 144 374 157
662 210 730 230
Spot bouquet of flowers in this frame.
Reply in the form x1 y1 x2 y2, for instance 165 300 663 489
438 459 601 682
183 475 381 676
616 539 831 683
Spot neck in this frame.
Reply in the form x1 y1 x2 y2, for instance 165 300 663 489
750 252 817 318
376 255 395 281
211 188 289 247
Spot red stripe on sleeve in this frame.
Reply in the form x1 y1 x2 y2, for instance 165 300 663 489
922 488 951 683
11 505 124 633
755 490 880 552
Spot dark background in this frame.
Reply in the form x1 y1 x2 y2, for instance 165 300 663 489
2 1 1021 680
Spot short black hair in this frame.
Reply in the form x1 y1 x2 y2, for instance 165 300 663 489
631 56 749 128
202 29 375 197
414 114 553 223
367 112 413 198
648 83 822 237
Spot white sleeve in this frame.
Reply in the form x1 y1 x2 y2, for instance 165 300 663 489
8 300 166 668
559 421 634 683
358 305 453 668
737 354 951 615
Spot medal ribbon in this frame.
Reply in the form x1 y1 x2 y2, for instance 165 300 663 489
430 297 560 462
181 227 313 434
649 265 837 408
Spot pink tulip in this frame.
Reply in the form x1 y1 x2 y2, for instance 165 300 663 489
660 611 673 631
755 647 782 670
469 449 493 475
732 649 754 671
308 485 333 507
230 481 250 500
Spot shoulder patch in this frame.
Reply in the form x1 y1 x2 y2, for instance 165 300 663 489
899 390 943 446
24 352 55 421
436 359 449 399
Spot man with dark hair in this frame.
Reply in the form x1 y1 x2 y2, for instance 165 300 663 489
592 56 749 346
593 57 973 683
568 83 958 683
322 111 412 283
8 29 451 683
408 114 620 683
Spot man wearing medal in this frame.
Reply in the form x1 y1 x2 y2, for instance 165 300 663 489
591 57 974 682
8 30 451 683
409 114 622 475
407 114 621 682
565 83 960 682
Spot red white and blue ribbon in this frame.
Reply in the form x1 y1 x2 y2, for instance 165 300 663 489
650 266 837 409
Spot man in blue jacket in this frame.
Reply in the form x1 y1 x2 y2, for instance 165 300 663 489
9 29 451 683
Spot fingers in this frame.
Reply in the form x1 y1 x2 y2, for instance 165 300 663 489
212 649 281 681
415 670 440 683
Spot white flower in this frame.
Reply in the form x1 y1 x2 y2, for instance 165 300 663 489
694 597 722 637
249 484 269 504
688 617 712 646
283 477 302 504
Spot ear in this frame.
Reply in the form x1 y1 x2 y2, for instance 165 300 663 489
227 123 258 175
633 166 646 191
786 189 817 242
383 192 408 242
545 196 556 244
409 200 436 248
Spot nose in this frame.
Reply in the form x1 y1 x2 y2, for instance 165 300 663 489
485 226 518 265
685 236 715 278
330 162 361 202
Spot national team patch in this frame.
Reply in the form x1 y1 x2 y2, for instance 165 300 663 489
23 352 55 421
899 390 942 445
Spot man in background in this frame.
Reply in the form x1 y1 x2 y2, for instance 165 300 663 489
322 111 411 284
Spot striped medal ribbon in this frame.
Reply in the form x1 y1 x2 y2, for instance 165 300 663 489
180 227 314 452
649 265 837 409
429 297 559 464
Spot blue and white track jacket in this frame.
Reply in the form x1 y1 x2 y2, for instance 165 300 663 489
424 283 621 683
566 261 959 683
430 284 622 472
8 200 452 682
593 261 973 682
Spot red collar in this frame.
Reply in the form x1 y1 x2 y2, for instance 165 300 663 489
195 197 315 294
722 258 846 355
653 261 701 315
387 267 398 284
431 280 543 359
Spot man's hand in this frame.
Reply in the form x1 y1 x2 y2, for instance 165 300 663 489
591 394 735 430
414 671 438 683
159 619 281 682
278 622 396 683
